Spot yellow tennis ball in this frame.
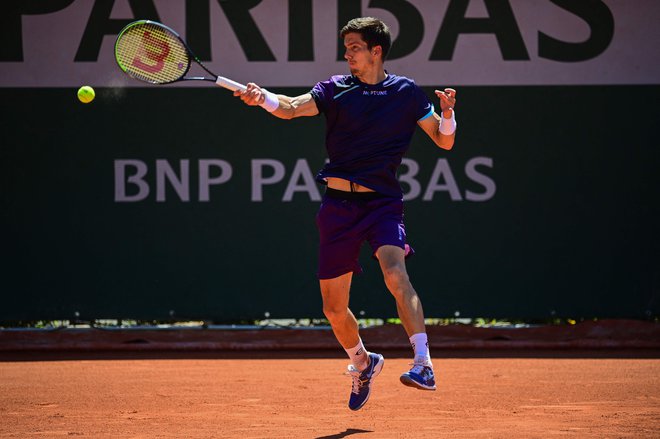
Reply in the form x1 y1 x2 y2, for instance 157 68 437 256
77 86 95 104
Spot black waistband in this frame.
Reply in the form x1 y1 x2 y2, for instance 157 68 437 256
324 187 387 201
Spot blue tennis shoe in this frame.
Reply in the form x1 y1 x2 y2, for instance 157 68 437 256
400 361 436 390
346 352 384 411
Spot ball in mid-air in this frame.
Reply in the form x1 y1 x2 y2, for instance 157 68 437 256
77 86 95 104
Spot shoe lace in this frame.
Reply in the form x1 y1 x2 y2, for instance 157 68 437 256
346 368 367 394
408 363 427 375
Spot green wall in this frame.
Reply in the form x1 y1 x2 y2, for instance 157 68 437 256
1 86 658 320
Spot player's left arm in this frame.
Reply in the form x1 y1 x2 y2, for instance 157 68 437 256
418 88 457 151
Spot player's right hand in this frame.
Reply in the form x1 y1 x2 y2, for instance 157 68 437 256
234 82 266 106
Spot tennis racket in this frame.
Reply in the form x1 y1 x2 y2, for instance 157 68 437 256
114 20 246 91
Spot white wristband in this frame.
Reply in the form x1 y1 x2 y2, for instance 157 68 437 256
439 110 457 135
259 89 279 112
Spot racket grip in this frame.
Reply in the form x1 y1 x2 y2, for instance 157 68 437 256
216 76 246 92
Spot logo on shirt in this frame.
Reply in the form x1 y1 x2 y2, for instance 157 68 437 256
363 90 388 96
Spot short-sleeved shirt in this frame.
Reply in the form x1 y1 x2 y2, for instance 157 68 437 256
310 73 434 198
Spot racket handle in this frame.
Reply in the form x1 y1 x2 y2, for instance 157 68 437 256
216 76 246 92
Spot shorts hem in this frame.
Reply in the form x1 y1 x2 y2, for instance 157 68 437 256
371 243 415 260
317 266 363 280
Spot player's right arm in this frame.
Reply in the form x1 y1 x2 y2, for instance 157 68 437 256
271 93 319 119
234 83 319 119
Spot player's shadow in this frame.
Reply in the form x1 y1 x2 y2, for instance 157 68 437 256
315 428 373 439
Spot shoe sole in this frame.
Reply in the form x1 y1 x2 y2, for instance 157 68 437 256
349 355 385 411
400 374 436 391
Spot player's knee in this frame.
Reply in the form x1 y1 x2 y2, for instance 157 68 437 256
322 304 348 324
382 265 410 291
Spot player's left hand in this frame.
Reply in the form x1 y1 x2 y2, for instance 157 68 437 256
435 88 456 116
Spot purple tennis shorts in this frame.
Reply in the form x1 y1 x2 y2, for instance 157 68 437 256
315 188 414 279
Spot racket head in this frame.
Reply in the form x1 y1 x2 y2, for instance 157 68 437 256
115 20 192 84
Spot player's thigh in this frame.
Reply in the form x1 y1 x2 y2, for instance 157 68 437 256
375 245 407 273
375 245 411 290
316 196 364 279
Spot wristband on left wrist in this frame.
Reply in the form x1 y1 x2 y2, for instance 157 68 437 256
439 110 457 135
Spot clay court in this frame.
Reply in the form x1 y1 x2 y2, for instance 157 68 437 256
1 322 659 438
2 2 659 438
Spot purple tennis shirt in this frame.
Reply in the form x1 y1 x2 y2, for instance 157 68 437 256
310 73 434 197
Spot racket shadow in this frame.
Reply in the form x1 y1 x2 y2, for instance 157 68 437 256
315 428 373 439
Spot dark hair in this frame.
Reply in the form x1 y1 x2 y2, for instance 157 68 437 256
340 17 392 60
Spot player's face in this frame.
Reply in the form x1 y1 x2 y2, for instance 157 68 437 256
343 33 378 77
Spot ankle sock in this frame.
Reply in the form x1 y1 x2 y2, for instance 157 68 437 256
345 338 369 371
409 333 432 366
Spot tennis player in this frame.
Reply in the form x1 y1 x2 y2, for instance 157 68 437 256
235 17 457 411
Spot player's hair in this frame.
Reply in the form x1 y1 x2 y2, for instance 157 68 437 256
340 17 392 60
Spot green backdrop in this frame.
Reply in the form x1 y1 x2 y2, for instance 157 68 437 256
1 85 658 320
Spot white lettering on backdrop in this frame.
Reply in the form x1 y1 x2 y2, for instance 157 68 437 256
114 157 496 203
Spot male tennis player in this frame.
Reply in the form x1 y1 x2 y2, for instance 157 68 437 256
235 17 456 411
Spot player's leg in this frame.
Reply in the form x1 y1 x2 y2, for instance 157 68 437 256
320 272 361 356
375 245 425 335
375 245 436 390
317 202 366 366
320 274 384 410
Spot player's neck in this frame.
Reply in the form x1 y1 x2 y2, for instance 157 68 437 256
356 66 387 85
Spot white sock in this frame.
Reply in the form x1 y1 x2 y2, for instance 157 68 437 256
345 338 369 371
409 333 432 366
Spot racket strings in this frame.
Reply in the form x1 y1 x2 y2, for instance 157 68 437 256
115 23 190 84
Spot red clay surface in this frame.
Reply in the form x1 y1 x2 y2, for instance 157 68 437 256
1 352 659 438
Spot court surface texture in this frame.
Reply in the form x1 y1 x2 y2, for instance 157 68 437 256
1 350 658 438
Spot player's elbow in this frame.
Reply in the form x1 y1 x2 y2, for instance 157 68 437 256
436 136 454 150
